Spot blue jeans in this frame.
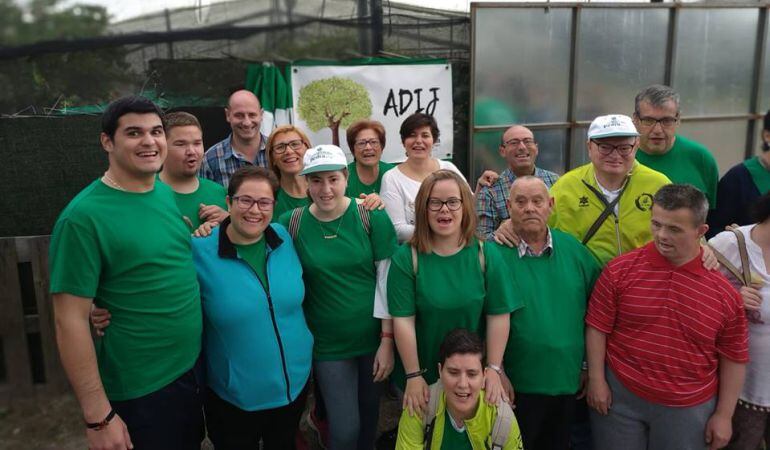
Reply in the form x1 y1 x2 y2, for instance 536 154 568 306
313 353 384 450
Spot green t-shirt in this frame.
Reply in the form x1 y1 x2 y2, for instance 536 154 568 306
636 134 719 208
278 201 398 360
345 161 395 197
234 237 268 288
49 180 202 401
497 230 600 395
441 410 474 450
274 188 310 220
387 240 520 388
165 177 227 231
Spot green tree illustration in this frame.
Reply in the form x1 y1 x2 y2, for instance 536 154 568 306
297 76 372 146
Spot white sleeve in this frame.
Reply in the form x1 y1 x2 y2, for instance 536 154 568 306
380 171 415 243
373 258 391 319
439 160 471 189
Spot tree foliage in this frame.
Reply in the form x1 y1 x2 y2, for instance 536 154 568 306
297 76 372 145
0 0 135 115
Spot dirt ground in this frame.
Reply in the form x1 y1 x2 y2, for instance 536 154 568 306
0 390 401 450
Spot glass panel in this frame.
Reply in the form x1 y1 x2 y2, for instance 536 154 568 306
569 126 590 169
471 129 566 183
763 18 770 113
674 9 758 116
677 121 748 176
576 9 668 121
473 8 572 125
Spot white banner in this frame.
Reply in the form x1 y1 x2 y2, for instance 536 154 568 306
291 63 454 163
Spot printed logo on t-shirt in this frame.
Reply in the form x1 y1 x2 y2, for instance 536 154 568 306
579 196 589 207
635 193 654 211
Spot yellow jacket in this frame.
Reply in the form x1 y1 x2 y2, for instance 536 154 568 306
548 162 670 266
395 389 523 450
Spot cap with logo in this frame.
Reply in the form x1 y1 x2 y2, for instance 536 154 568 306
587 114 639 140
300 144 348 176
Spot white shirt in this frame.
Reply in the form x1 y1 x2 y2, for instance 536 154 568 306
709 224 770 407
379 160 468 243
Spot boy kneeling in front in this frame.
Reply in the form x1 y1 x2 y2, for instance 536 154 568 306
396 329 524 449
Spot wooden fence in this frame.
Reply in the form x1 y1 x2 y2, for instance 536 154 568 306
0 235 69 407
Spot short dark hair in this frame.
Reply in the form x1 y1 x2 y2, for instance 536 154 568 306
101 96 164 140
165 111 201 132
346 119 387 157
750 191 770 223
227 166 279 198
399 112 439 144
438 329 483 366
634 84 680 116
652 184 708 226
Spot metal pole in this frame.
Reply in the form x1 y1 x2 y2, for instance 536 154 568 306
164 9 174 59
565 6 581 172
371 0 383 55
747 7 768 159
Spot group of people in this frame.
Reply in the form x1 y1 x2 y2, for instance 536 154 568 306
48 83 770 450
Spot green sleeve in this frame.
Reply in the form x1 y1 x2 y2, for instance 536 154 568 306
387 244 417 317
483 242 522 315
368 208 398 261
276 210 292 228
705 153 719 209
49 217 101 298
395 408 425 450
502 411 525 450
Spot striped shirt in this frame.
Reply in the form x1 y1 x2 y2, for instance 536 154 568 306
200 133 268 188
586 242 749 407
476 167 560 241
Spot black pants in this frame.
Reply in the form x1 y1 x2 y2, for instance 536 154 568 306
514 392 577 450
204 382 309 450
111 358 205 450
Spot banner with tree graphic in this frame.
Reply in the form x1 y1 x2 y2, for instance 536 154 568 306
291 59 453 163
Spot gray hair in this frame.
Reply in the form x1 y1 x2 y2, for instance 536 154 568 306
634 85 680 115
652 184 708 226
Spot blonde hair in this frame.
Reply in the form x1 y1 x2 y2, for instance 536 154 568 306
410 170 476 253
265 125 312 180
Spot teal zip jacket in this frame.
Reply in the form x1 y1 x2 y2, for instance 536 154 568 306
192 220 313 411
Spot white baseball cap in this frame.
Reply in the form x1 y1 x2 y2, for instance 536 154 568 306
300 144 348 176
587 114 639 140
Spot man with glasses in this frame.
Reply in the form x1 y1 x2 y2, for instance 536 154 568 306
201 89 269 187
633 85 718 210
476 125 559 243
548 114 670 266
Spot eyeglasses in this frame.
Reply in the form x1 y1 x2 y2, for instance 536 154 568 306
232 195 275 211
636 116 678 128
427 197 463 211
503 138 537 148
354 139 381 149
273 139 305 154
591 140 635 156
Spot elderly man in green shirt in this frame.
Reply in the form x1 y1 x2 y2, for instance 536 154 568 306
496 176 601 450
633 84 719 210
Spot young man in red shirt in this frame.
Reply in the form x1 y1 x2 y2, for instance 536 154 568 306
585 184 749 450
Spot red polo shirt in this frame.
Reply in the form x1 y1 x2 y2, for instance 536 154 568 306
586 242 749 407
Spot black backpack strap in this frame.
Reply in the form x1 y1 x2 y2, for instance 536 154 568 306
288 206 305 239
356 202 371 235
580 178 629 246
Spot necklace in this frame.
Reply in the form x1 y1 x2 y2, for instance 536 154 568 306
315 211 345 239
102 172 126 191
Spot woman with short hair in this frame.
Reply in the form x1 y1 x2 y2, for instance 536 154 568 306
345 119 394 197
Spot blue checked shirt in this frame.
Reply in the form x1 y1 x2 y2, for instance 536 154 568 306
476 167 560 241
200 133 269 188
